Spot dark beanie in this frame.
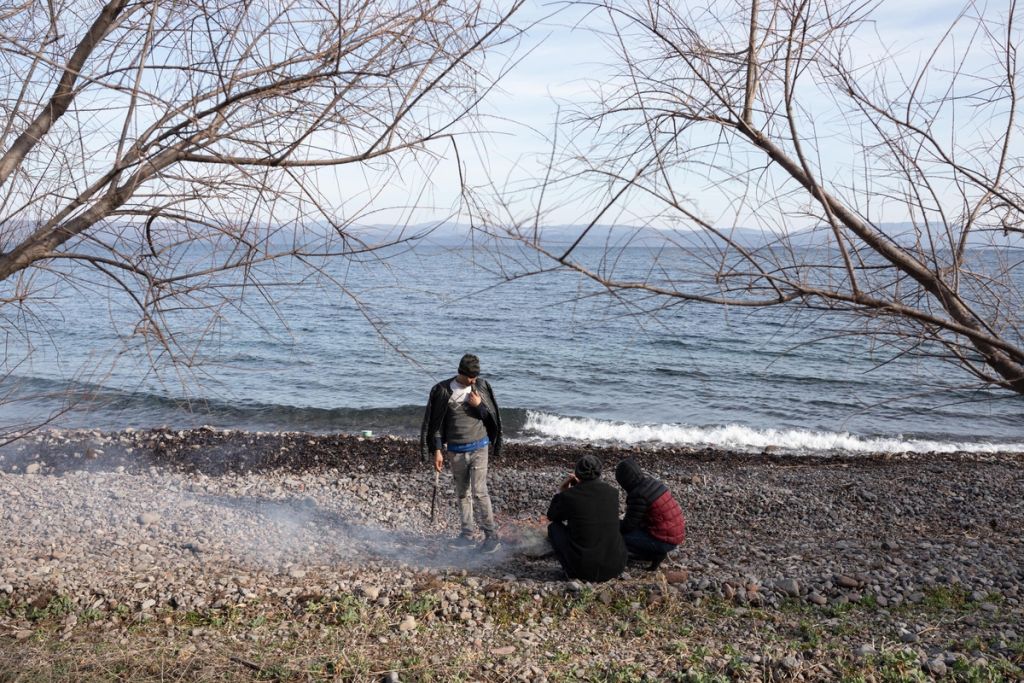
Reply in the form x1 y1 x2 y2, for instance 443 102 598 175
458 353 480 377
574 454 602 481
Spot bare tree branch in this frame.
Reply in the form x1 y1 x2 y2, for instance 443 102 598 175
0 0 524 440
480 0 1024 396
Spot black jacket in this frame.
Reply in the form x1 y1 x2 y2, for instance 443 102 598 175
547 479 627 582
615 458 668 534
419 377 502 462
615 457 686 544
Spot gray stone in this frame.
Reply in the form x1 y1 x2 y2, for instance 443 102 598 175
899 629 919 643
923 658 947 677
775 578 800 597
25 463 41 475
853 644 876 660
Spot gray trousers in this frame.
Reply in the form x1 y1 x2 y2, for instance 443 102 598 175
449 446 496 537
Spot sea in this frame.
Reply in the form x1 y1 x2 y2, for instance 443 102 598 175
2 242 1022 455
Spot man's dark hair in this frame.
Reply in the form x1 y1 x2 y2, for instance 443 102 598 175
458 353 480 378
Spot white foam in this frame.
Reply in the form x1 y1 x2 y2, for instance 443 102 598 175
522 411 1024 455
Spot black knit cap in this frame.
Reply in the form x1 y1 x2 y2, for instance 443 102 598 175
458 353 480 378
574 454 602 481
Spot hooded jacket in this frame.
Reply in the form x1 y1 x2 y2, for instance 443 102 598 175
615 458 686 545
419 377 502 462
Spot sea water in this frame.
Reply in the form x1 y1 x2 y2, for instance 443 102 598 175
1 243 1021 454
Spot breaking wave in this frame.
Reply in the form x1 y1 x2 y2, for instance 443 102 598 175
521 411 1024 455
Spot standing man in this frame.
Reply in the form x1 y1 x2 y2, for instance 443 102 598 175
420 353 503 553
546 455 627 582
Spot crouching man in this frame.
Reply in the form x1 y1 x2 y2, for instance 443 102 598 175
546 455 627 582
614 457 686 570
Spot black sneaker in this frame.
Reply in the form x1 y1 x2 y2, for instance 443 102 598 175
449 534 476 549
479 537 502 554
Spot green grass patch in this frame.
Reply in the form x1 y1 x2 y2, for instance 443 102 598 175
920 586 970 611
576 661 647 682
26 594 75 621
875 648 927 682
3 585 1024 683
798 619 821 648
322 594 362 626
858 593 879 610
485 590 536 626
407 591 441 618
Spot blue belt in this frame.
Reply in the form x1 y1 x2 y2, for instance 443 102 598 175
446 437 490 453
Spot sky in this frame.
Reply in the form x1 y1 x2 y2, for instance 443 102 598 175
348 0 1016 232
2 0 1012 236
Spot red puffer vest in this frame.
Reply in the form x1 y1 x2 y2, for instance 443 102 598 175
647 489 686 545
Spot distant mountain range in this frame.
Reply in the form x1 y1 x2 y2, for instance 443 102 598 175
11 217 1018 255
364 221 1024 250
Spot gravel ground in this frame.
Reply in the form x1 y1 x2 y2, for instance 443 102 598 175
1 428 1023 681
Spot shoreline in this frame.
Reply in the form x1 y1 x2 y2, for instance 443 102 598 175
2 428 1023 680
7 415 1024 460
4 425 1024 474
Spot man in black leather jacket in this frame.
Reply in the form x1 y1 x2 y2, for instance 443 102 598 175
420 353 503 553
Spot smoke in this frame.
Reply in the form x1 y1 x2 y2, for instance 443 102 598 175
0 428 559 581
187 489 530 572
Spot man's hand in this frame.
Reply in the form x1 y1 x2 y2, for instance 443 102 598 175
466 388 482 408
434 450 444 473
560 473 579 492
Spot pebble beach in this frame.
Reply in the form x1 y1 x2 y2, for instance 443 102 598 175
1 428 1023 681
